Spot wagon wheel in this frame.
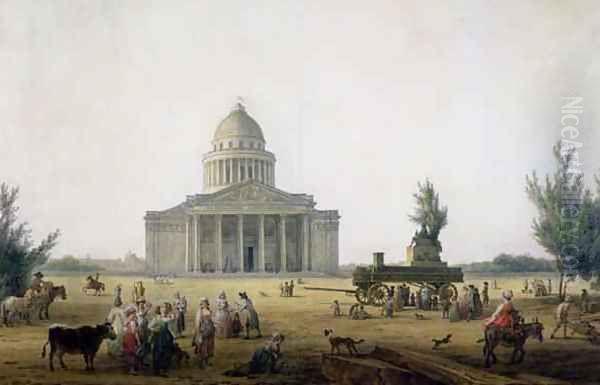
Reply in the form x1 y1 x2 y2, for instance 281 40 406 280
355 287 369 305
438 283 458 300
368 284 389 306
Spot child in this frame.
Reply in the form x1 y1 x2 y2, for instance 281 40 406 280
232 312 242 337
331 300 341 317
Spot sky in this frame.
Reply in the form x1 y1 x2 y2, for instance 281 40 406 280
1 0 599 265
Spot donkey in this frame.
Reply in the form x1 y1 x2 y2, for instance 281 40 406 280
482 318 544 368
36 284 67 320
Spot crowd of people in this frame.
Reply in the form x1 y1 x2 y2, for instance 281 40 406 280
106 281 277 376
329 282 493 322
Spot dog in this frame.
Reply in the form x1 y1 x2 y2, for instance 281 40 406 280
432 334 452 349
415 313 427 320
172 343 190 367
323 328 364 356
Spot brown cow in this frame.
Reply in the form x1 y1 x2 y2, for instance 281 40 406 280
41 323 116 371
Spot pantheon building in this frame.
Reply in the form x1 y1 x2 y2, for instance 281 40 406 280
145 102 340 275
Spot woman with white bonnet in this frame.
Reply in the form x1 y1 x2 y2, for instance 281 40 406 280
214 290 233 338
193 297 215 368
485 289 517 329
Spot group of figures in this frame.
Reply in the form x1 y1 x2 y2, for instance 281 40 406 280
278 281 295 297
1 272 67 326
447 283 489 322
107 283 276 376
329 282 492 322
522 279 552 297
153 274 176 285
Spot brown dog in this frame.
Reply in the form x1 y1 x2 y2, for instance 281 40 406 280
432 334 452 349
324 328 364 356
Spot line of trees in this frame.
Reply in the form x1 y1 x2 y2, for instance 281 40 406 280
42 255 104 272
457 253 557 273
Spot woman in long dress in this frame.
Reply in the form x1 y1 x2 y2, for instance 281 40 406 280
448 295 461 322
238 292 262 339
213 290 233 338
148 305 175 376
194 298 215 368
459 286 470 320
485 290 516 328
106 305 125 357
122 305 141 374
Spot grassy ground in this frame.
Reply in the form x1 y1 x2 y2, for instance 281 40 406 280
0 273 598 385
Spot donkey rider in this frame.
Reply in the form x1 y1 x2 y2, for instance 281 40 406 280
485 290 521 335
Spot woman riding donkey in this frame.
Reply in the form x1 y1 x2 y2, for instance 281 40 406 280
481 290 544 367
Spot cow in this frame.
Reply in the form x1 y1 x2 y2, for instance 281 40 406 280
41 323 116 371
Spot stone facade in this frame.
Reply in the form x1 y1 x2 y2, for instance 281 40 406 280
144 103 340 274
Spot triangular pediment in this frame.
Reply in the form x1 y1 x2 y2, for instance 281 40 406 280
191 181 314 208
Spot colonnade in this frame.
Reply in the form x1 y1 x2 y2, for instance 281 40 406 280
203 158 274 188
184 213 309 273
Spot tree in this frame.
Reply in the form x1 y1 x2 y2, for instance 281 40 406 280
408 179 448 247
0 183 60 298
525 142 587 299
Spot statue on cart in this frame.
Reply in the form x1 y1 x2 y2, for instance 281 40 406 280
349 180 461 306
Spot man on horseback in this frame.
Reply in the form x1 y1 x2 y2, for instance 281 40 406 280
31 272 45 294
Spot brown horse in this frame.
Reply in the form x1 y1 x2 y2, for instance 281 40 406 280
482 320 544 367
82 280 105 296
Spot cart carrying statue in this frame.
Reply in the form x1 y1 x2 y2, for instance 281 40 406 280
306 179 463 305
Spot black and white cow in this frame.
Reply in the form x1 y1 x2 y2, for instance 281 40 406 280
41 323 116 371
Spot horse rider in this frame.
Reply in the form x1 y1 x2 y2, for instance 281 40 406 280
485 290 518 333
551 296 573 339
31 272 45 294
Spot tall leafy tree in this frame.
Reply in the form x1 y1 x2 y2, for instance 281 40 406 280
525 142 586 299
409 179 448 248
0 183 60 298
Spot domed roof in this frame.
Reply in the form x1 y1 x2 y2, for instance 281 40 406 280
213 103 265 142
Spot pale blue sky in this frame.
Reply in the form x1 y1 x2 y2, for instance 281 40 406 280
1 1 599 264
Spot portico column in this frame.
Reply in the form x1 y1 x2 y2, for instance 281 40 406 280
239 158 243 181
215 214 223 272
185 216 190 272
302 214 310 272
279 214 287 272
238 214 245 272
194 215 200 272
258 214 265 272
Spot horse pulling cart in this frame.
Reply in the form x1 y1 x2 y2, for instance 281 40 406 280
305 252 463 306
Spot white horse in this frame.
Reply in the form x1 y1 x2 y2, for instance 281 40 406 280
1 294 35 326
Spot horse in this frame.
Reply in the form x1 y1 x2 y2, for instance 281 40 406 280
82 280 105 296
482 319 544 368
36 284 67 320
1 294 35 326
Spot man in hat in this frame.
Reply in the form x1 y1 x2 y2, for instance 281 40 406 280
580 289 590 313
551 296 573 339
482 282 490 307
31 272 44 294
114 283 123 308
